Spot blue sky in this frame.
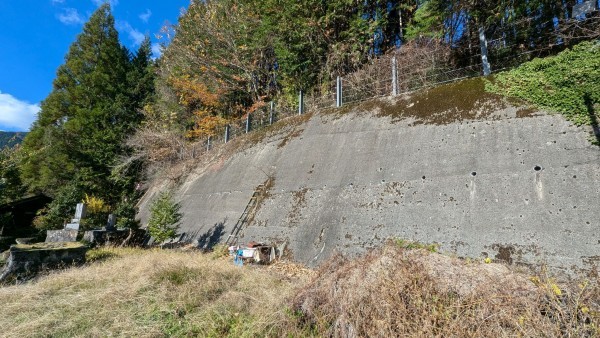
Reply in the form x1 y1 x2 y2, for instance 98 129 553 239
0 0 190 132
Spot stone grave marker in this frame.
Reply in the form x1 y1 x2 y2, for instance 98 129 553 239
64 203 86 231
44 202 87 242
105 214 116 231
74 203 87 219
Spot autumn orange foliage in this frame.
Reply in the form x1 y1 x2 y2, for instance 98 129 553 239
186 114 228 139
169 76 230 139
170 76 221 108
247 99 267 114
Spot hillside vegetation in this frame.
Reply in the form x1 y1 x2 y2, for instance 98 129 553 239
487 41 600 126
0 132 25 149
1 2 598 334
0 244 597 337
2 0 597 234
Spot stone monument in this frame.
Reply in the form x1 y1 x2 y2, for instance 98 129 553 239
65 203 86 231
45 203 86 242
105 214 116 231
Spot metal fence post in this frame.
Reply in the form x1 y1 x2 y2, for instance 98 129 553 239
336 76 343 107
269 101 274 125
224 124 230 143
207 136 211 151
298 90 304 115
245 113 251 133
478 26 492 76
392 56 398 96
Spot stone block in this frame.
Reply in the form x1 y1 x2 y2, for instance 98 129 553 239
46 229 78 242
74 203 86 220
83 229 147 247
105 214 116 231
0 242 89 283
65 223 80 231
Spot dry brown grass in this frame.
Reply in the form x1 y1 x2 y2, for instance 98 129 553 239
0 248 299 338
291 243 600 337
0 244 598 337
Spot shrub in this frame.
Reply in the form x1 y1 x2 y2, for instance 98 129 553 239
79 194 110 230
113 193 141 229
32 183 84 231
147 191 182 244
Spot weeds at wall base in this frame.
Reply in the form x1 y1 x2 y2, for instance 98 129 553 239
0 244 597 337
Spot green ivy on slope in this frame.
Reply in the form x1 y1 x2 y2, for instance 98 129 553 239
486 41 600 126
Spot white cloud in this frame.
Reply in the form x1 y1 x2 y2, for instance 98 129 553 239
117 21 145 46
151 43 162 59
92 0 118 7
57 8 85 25
0 91 40 132
51 0 65 4
139 9 152 23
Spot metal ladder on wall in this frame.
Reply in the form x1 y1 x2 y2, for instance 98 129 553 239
226 184 264 245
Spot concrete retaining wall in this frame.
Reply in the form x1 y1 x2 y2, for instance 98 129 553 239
139 79 600 274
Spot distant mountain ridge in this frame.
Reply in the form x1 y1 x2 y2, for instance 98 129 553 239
0 132 26 149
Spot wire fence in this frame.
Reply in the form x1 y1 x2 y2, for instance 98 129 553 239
177 12 599 160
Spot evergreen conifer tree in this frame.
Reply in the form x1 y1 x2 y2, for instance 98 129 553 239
20 4 154 229
0 146 25 205
147 192 182 244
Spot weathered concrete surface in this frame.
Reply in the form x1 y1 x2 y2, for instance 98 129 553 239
138 79 600 275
